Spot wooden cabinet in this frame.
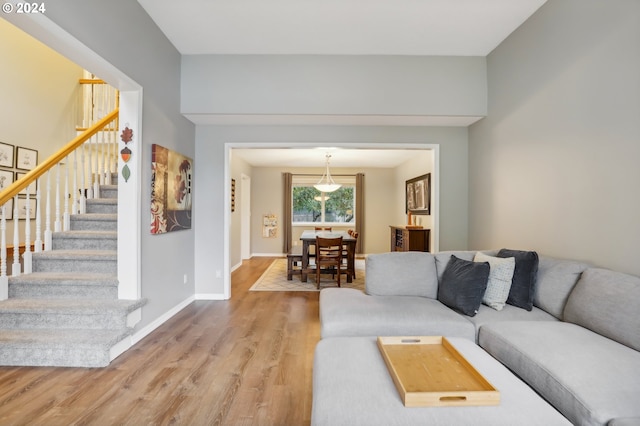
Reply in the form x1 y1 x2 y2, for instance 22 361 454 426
390 226 430 252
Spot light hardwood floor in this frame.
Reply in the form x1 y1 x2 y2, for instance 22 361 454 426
0 257 320 426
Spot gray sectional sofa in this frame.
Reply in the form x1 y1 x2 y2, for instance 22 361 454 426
316 250 640 426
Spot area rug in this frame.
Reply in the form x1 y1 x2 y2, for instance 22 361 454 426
249 258 366 292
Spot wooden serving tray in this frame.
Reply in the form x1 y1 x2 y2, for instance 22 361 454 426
377 336 500 407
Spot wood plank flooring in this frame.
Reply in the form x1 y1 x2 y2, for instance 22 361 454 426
0 257 320 426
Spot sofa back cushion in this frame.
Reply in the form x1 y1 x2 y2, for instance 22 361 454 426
564 268 640 352
534 256 590 319
365 252 438 298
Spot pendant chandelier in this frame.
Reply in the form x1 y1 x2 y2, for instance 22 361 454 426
314 153 341 193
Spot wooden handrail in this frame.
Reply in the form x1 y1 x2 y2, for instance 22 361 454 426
0 108 119 206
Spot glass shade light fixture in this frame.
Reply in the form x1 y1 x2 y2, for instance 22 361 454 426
314 153 341 193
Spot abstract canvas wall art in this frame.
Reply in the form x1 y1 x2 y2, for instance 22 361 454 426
150 144 193 234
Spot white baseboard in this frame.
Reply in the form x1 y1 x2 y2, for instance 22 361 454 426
195 293 228 300
130 295 195 345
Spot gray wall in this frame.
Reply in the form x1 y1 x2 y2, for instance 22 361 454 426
43 0 196 328
468 0 640 275
196 125 469 296
182 55 487 118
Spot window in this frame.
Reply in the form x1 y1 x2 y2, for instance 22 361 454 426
292 176 355 225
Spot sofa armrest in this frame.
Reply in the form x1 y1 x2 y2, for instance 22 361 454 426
365 252 438 298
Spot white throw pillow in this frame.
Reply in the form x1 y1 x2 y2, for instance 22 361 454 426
474 252 516 311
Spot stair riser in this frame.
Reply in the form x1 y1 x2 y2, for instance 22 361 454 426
100 187 118 198
0 313 128 330
52 238 117 251
86 203 117 214
70 219 117 232
33 258 117 274
0 347 110 367
9 285 118 300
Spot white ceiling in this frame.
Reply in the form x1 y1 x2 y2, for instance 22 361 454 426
136 0 547 164
137 0 547 56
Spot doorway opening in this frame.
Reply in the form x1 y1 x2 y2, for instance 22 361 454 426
224 143 440 299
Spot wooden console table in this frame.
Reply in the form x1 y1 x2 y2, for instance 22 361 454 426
390 226 430 252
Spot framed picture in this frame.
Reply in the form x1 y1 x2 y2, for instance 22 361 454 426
16 172 37 195
231 178 236 212
405 173 431 215
0 142 14 168
16 197 36 220
1 198 13 220
16 147 38 171
262 214 277 238
0 169 14 191
150 144 193 234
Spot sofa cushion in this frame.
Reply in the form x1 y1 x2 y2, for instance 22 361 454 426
564 268 640 352
312 337 572 426
464 304 558 342
534 256 590 319
498 248 539 311
365 252 438 298
479 321 640 425
437 255 489 317
319 288 475 340
474 252 515 311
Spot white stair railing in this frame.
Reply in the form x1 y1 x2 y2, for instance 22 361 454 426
0 107 119 299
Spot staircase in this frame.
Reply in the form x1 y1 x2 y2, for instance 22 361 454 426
0 180 145 367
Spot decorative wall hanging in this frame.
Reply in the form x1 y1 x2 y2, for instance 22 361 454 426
15 147 38 171
406 173 431 215
0 142 14 168
231 178 236 212
262 214 277 238
0 170 14 191
16 172 36 195
120 125 133 182
150 144 193 234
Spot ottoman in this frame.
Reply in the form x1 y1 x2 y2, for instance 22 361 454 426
312 337 570 426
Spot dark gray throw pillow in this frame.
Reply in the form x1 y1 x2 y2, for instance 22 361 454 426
497 248 539 311
437 255 490 317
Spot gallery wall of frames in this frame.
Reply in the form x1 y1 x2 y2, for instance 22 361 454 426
0 141 39 220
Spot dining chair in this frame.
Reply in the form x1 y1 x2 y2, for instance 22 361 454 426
315 226 333 231
341 231 358 279
315 236 343 289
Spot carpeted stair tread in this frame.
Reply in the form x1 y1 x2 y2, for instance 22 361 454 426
33 249 117 260
70 213 117 221
87 198 117 204
0 298 145 314
9 271 117 286
53 230 117 239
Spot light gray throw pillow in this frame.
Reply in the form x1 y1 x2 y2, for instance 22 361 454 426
474 252 515 311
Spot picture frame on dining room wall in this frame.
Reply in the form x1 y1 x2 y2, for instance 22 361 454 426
405 173 431 215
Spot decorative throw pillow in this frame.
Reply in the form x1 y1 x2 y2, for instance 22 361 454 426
474 252 515 311
497 249 539 311
437 255 490 317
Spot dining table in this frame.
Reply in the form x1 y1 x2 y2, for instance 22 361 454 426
299 230 357 283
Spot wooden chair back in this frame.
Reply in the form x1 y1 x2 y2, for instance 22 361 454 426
315 236 343 289
315 226 333 231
